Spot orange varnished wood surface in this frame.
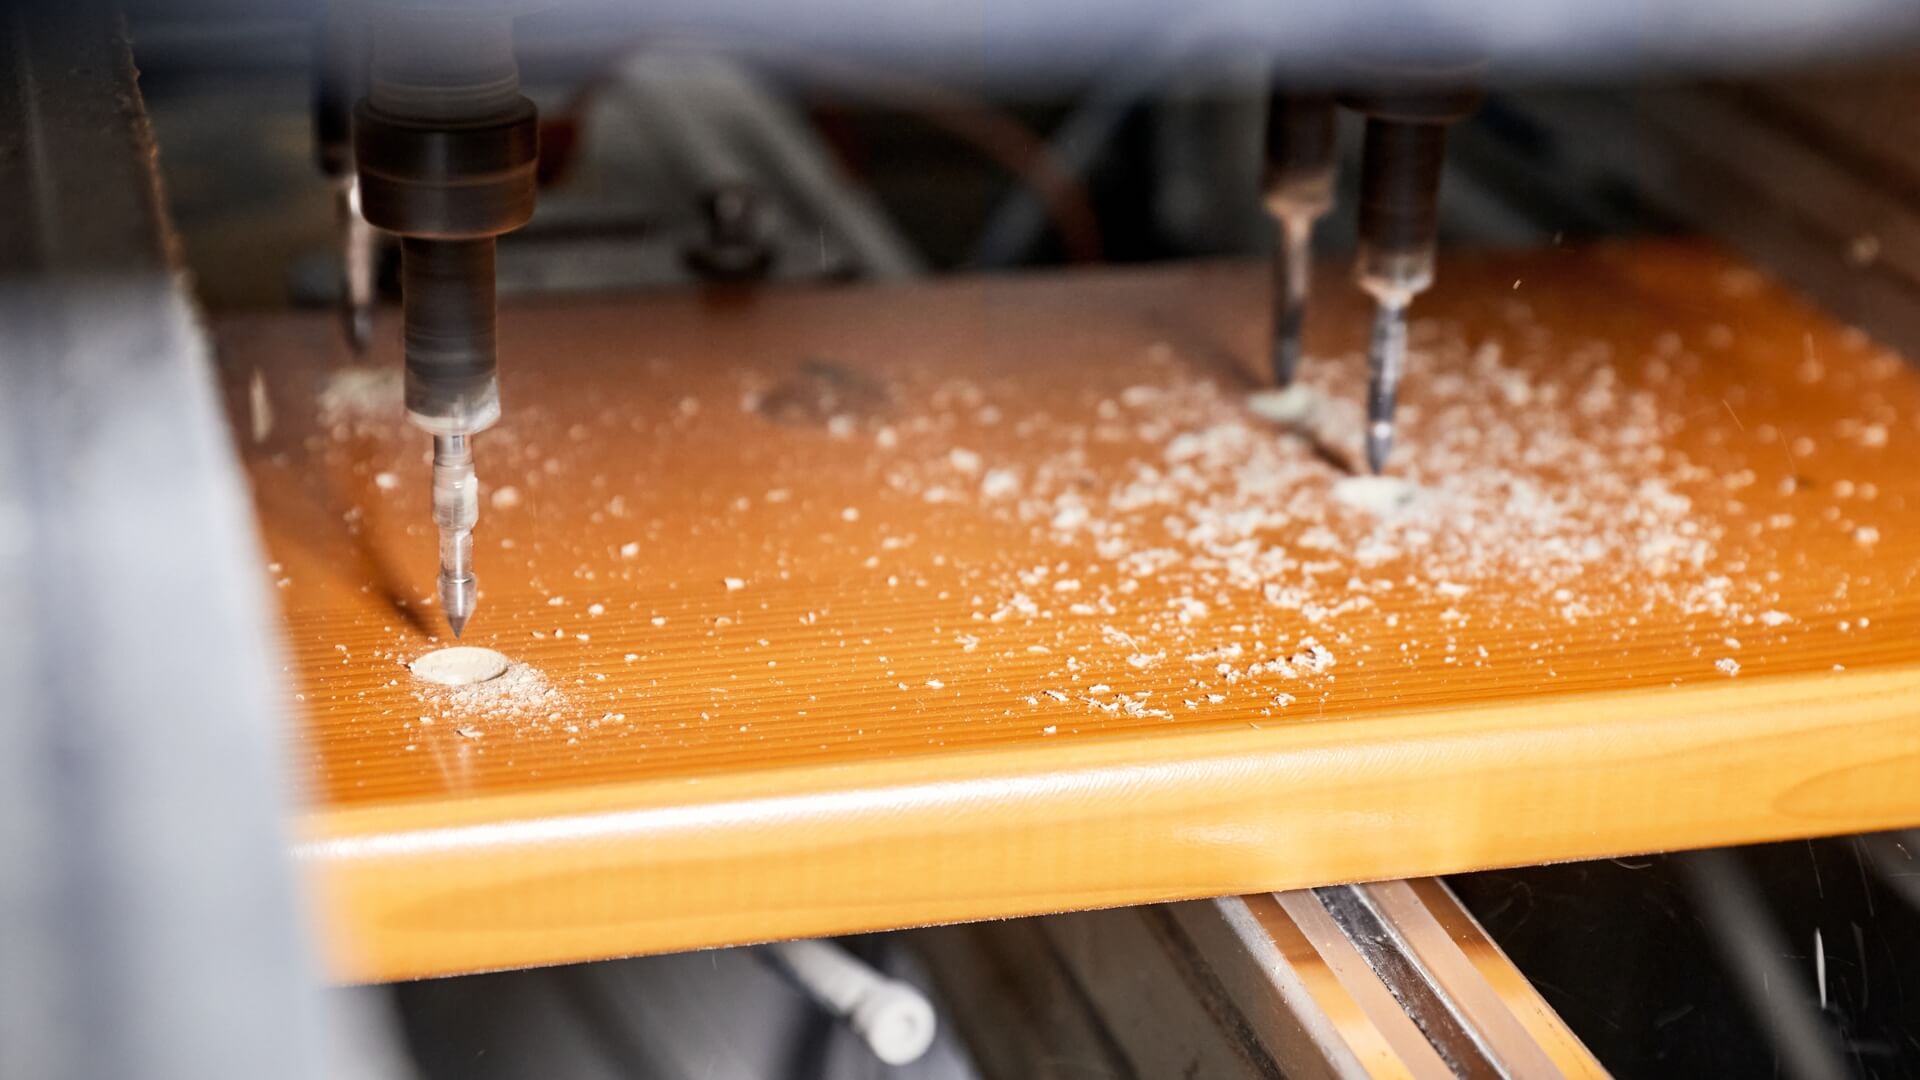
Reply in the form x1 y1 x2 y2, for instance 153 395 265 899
215 241 1920 982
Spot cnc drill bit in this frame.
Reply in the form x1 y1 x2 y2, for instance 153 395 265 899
433 432 479 637
397 238 502 638
1342 77 1481 473
1364 298 1409 474
357 8 537 634
355 10 536 638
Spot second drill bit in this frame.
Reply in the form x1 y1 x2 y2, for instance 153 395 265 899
335 174 376 350
313 1 373 351
1262 93 1337 387
344 176 375 350
1272 210 1315 385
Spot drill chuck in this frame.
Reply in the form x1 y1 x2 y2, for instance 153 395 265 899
1344 84 1482 303
1357 121 1447 261
1263 93 1338 216
353 78 535 433
353 97 537 239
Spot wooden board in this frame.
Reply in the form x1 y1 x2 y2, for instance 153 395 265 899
214 241 1920 983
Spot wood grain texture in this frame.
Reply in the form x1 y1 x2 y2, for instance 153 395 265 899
214 241 1920 982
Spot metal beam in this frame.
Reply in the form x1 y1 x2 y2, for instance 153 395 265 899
0 6 363 1079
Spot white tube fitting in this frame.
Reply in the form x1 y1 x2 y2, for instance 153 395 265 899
763 939 938 1066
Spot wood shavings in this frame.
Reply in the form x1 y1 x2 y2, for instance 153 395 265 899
414 661 565 725
852 309 1826 709
317 365 401 423
1246 385 1324 427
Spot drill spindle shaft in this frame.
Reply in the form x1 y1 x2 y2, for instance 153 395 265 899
1272 212 1314 386
1263 94 1337 387
398 236 503 636
432 433 478 637
1365 298 1409 474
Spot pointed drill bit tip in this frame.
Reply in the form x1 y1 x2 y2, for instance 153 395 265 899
439 569 477 639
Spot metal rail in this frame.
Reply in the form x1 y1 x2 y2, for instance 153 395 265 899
919 878 1607 1078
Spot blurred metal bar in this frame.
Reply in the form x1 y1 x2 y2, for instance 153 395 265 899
917 879 1604 1078
0 6 369 1079
316 0 1920 87
1679 850 1850 1080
